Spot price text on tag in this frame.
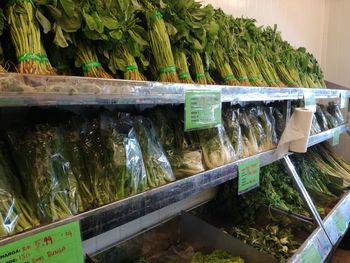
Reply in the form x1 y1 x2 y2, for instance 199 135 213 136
304 90 316 111
185 90 221 131
238 158 260 194
332 129 340 146
0 221 84 263
301 244 322 263
333 210 347 236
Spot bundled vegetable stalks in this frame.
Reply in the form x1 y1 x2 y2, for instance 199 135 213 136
147 106 204 179
191 52 207 84
75 41 112 79
7 124 80 223
327 102 344 125
0 141 40 238
133 116 175 188
173 48 194 83
273 108 285 139
48 45 73 75
197 125 236 169
6 1 55 74
213 46 239 86
143 1 179 83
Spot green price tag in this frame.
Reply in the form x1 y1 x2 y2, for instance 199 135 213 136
238 158 260 194
332 129 340 146
301 244 322 263
333 210 347 235
185 90 222 131
340 91 349 109
304 90 316 111
0 221 84 263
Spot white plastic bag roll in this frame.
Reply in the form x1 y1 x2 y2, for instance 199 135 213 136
276 108 314 157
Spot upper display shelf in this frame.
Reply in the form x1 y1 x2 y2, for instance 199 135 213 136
0 73 348 107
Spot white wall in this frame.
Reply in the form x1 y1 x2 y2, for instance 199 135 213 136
201 0 328 67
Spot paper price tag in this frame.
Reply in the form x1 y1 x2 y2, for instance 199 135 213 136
238 158 260 194
301 244 322 263
333 210 347 236
332 129 340 146
185 90 222 131
304 90 316 111
0 221 84 263
340 91 349 109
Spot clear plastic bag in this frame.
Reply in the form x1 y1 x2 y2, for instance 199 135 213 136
239 108 259 158
327 102 345 125
7 124 80 223
273 108 285 139
248 107 266 152
320 104 339 129
310 114 322 135
264 107 278 146
256 106 276 151
197 125 236 170
315 105 329 131
133 116 175 188
101 112 147 199
223 106 243 159
0 141 40 238
148 107 205 179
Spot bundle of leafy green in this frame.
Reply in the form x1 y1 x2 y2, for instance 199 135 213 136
140 0 179 83
191 250 244 263
197 125 235 170
0 141 40 238
327 102 344 125
133 116 175 188
6 124 80 223
147 106 205 179
5 0 56 74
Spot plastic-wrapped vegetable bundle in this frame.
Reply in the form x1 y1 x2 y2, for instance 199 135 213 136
223 106 243 159
315 105 329 131
133 116 175 188
264 107 278 146
239 109 259 158
257 106 277 151
197 125 235 169
320 104 339 129
311 114 322 135
327 102 344 125
148 107 205 179
0 142 40 238
247 107 266 152
7 125 80 223
101 112 147 198
273 108 285 140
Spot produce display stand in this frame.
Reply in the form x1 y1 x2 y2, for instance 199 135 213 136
0 73 349 262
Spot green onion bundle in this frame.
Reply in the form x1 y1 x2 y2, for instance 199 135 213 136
173 48 194 84
213 46 240 86
6 0 55 75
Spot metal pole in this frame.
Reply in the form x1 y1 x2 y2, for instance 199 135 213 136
281 156 333 245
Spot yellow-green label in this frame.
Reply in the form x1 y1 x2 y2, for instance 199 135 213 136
0 221 83 263
301 244 322 263
185 90 221 131
340 91 349 109
332 129 340 146
238 158 260 194
333 210 347 236
304 90 316 111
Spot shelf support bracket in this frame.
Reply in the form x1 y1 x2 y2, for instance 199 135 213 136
281 155 334 245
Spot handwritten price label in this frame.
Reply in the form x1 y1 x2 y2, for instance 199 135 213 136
185 90 222 131
301 244 322 263
0 221 83 263
238 158 260 194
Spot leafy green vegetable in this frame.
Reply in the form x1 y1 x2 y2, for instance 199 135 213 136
191 250 244 263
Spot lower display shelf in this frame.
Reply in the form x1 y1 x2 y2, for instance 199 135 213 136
0 124 349 257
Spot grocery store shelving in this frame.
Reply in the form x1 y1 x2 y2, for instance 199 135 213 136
0 73 348 107
0 123 347 250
